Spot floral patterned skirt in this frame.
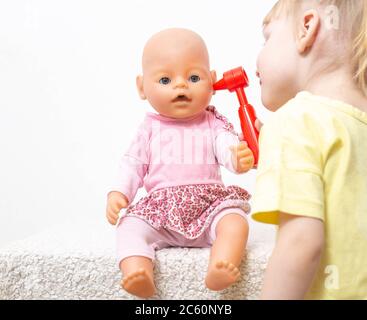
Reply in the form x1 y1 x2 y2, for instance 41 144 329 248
123 183 251 239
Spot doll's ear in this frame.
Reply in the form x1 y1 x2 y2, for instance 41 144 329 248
211 70 217 95
136 75 146 100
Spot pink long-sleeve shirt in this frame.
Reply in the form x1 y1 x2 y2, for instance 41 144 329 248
110 106 240 204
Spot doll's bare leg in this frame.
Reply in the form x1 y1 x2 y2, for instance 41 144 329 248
205 213 249 291
120 256 156 298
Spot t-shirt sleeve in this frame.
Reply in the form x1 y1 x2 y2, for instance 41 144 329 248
251 109 325 225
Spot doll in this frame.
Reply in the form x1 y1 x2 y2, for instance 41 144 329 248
106 28 255 298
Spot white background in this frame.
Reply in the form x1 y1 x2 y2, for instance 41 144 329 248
0 0 277 247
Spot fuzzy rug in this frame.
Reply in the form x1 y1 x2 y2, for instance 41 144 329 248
0 219 273 300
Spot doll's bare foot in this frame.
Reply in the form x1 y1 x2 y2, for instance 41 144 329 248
205 260 240 291
121 268 156 298
205 214 249 291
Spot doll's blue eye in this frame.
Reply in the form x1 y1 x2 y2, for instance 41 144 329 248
159 77 171 85
189 75 200 83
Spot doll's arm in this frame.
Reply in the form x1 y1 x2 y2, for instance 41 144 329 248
214 132 254 174
108 155 148 205
106 117 150 225
108 117 150 203
260 212 324 299
106 156 147 225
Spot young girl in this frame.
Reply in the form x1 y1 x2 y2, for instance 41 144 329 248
252 0 367 299
106 28 255 298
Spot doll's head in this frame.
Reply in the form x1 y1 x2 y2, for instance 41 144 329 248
257 0 367 111
136 28 217 119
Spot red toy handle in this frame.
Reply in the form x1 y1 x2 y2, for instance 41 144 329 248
213 67 259 165
238 104 259 165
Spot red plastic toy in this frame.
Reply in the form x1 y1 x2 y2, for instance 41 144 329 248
213 67 259 165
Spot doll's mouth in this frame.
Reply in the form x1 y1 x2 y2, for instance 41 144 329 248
172 95 191 103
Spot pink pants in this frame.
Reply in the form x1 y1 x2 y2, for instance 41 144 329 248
116 208 247 266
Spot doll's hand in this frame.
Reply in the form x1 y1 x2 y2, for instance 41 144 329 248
230 141 255 173
106 191 129 225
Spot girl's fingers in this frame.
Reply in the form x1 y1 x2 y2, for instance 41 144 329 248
255 119 263 132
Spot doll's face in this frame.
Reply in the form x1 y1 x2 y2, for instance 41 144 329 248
137 29 216 119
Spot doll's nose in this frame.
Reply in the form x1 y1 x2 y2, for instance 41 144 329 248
256 71 260 78
174 77 188 88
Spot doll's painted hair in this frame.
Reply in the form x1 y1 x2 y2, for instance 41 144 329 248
264 0 367 96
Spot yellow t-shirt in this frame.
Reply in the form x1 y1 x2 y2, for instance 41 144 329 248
252 91 367 299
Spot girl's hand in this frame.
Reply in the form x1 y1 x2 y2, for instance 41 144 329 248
230 141 255 173
255 119 263 132
106 191 129 225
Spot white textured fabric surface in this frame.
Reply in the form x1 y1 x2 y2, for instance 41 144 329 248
0 219 273 300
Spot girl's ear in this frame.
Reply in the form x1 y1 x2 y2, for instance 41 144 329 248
211 70 217 95
136 75 146 100
297 9 321 54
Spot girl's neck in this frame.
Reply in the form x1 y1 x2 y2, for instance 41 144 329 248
303 67 367 112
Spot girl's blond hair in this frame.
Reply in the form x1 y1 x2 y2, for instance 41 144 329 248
264 0 367 96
